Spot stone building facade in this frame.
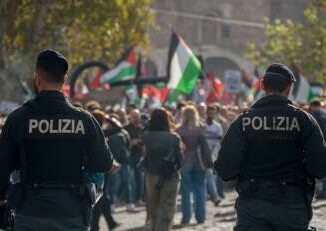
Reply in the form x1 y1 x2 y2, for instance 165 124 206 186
148 0 309 79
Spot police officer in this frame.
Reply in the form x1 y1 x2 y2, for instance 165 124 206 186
214 63 326 230
0 49 113 230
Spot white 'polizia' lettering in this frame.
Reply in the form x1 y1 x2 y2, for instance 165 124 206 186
242 116 300 132
28 119 85 134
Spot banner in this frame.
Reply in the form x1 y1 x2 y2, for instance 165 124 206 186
224 70 241 93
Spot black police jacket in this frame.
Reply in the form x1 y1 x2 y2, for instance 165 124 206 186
0 91 113 200
214 95 326 181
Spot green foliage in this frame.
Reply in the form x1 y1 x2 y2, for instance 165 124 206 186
1 0 155 73
246 0 326 83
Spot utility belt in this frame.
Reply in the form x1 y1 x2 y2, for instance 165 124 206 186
5 182 97 227
236 176 311 203
237 175 316 229
25 182 83 190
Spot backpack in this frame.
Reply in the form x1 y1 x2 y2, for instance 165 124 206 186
160 136 182 179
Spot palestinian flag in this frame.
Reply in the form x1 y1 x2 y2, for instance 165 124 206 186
124 85 140 105
90 69 105 89
247 66 263 100
206 69 223 103
165 89 182 105
167 32 202 94
100 48 137 84
249 77 261 97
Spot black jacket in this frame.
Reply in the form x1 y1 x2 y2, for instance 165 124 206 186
0 91 113 216
311 108 326 137
105 127 131 164
142 131 182 175
215 95 326 181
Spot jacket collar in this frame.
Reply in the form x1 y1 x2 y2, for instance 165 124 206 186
252 95 293 109
36 90 66 101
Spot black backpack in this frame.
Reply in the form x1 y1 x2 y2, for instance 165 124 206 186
160 136 181 179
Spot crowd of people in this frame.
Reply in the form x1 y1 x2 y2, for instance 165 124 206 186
78 99 235 230
1 95 326 230
3 50 326 231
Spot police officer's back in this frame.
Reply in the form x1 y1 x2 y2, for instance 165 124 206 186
214 63 326 230
0 50 113 231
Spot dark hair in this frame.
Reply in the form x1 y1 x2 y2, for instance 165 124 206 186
207 104 216 112
127 103 137 110
91 110 106 126
176 101 187 111
262 77 290 93
85 100 102 112
148 108 172 132
262 63 294 93
310 99 322 107
36 49 68 83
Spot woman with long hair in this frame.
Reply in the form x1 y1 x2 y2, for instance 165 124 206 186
176 105 207 225
142 108 183 231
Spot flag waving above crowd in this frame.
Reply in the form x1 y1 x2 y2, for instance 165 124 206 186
68 31 324 107
167 31 202 94
100 48 138 85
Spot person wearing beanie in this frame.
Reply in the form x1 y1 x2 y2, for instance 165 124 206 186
103 114 135 214
0 49 113 230
214 63 326 230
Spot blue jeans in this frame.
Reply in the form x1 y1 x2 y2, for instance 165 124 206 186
108 164 133 204
206 169 219 201
181 162 206 223
132 165 144 202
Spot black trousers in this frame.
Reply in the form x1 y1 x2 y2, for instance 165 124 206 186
234 197 310 231
0 206 10 230
90 195 116 231
14 214 87 231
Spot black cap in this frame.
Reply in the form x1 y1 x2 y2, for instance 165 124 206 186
264 63 296 83
36 49 68 82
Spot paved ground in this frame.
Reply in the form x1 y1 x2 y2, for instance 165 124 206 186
99 191 326 231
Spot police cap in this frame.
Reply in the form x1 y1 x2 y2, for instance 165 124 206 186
264 63 296 83
36 49 68 82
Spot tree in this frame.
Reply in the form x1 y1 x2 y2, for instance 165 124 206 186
0 0 155 77
246 0 326 83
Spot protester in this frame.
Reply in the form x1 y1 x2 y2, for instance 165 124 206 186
105 115 134 213
202 104 223 205
90 110 120 231
309 99 326 199
85 100 102 112
176 105 207 225
174 101 187 125
125 109 145 208
116 108 129 126
142 108 183 231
